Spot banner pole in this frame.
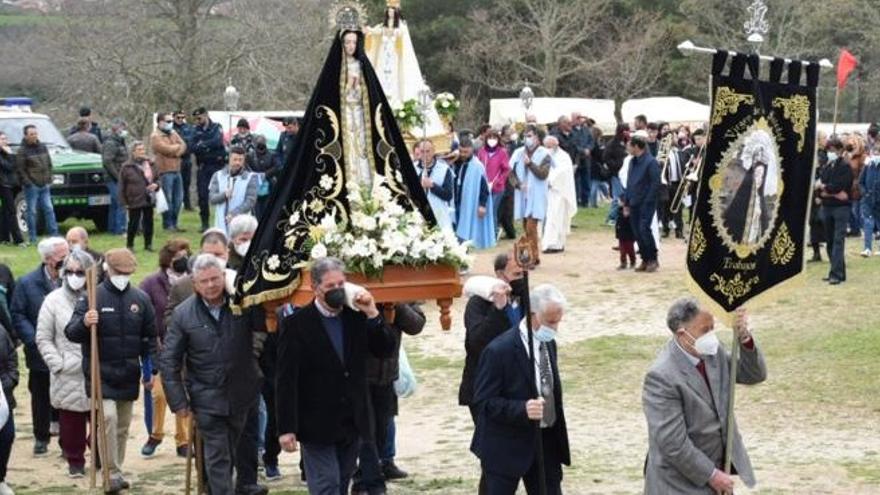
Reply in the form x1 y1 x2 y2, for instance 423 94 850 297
832 84 841 135
722 324 740 495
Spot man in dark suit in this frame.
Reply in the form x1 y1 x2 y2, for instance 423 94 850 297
471 284 571 495
276 257 395 495
459 252 527 422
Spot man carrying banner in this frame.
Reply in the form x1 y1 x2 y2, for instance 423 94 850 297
642 298 766 494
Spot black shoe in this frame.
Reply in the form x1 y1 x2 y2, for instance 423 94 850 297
34 440 48 457
68 464 86 478
675 231 684 239
176 445 189 458
828 278 843 285
822 276 830 282
236 484 269 495
382 460 408 480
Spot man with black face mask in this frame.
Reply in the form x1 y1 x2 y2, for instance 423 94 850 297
276 257 395 495
459 251 527 416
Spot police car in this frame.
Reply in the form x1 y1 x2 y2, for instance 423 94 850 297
0 97 110 234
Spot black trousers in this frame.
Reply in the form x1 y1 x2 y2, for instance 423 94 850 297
29 369 52 443
0 186 22 244
234 402 260 490
126 207 153 249
181 159 193 209
197 409 249 495
823 205 849 281
259 333 281 467
352 383 396 493
469 405 488 495
197 163 223 228
497 183 517 239
660 182 683 235
483 429 563 495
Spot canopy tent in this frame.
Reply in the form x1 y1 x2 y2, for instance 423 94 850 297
621 97 710 129
817 122 871 137
489 98 617 135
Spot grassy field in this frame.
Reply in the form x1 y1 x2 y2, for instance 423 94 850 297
3 204 880 493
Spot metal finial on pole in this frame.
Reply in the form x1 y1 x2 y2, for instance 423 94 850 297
744 0 770 47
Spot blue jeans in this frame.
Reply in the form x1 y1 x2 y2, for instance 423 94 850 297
381 417 396 462
160 172 183 229
257 395 267 453
491 191 504 229
590 179 608 208
606 177 624 222
862 201 876 251
849 199 862 233
24 184 58 242
106 180 126 234
575 164 591 206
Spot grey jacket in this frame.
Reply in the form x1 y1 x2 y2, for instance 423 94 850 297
642 339 767 494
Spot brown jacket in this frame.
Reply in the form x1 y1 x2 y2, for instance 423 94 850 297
118 160 156 209
150 129 187 175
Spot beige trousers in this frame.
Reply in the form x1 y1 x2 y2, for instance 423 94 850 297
102 399 133 477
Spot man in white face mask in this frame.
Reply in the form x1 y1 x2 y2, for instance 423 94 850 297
642 298 767 495
65 248 158 493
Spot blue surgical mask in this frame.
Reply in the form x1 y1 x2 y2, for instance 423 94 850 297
534 325 557 343
827 151 839 162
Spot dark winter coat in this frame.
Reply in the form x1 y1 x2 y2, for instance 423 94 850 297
160 294 262 417
65 279 157 401
191 120 226 168
119 159 156 209
101 133 128 181
0 149 19 188
15 140 53 187
10 264 57 372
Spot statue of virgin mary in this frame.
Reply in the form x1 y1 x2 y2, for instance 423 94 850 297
233 4 436 309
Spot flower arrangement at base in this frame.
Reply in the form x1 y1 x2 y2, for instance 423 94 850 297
434 92 460 122
393 99 425 134
304 177 472 279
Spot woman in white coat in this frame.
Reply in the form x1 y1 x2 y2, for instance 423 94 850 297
36 249 95 479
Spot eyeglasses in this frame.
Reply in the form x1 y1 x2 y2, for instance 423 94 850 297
66 270 86 276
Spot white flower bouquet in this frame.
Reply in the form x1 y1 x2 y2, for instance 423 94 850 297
394 99 425 133
434 92 460 122
305 177 471 278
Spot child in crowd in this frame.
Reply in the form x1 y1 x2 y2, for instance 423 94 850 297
616 215 636 269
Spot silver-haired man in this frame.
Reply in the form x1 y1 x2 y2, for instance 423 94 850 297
642 298 767 494
470 283 571 495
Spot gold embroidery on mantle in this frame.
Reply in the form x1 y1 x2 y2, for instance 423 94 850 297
710 272 760 306
770 222 796 265
711 87 754 126
773 95 810 152
689 219 707 262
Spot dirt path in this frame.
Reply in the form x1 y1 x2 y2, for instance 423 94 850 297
5 223 880 494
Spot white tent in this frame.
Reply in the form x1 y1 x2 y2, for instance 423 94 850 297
489 98 617 135
621 97 710 128
817 122 870 137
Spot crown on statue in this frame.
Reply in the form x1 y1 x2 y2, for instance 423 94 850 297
386 0 401 8
332 2 367 32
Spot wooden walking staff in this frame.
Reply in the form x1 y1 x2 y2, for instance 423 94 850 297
86 266 111 491
184 416 206 495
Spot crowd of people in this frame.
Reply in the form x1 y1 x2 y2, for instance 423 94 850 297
0 106 302 253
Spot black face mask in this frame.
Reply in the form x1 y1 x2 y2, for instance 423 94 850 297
256 143 267 152
53 259 64 272
172 257 189 274
324 287 346 310
509 277 527 299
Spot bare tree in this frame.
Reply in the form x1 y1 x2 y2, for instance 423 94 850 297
456 0 610 97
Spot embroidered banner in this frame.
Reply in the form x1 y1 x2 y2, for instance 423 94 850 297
687 52 820 314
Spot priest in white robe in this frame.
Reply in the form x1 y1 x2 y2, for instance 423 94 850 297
541 136 577 253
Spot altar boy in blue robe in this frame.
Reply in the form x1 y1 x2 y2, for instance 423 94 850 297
453 138 496 249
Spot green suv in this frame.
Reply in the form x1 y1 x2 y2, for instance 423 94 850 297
0 107 109 235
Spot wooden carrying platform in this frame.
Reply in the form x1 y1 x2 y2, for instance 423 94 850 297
263 264 462 332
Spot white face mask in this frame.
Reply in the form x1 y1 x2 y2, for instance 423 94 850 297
234 241 251 257
67 274 86 291
525 136 536 149
70 243 82 252
685 329 720 356
110 275 130 291
827 152 839 162
486 139 499 148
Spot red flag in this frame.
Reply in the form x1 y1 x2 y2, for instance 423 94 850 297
837 49 858 88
